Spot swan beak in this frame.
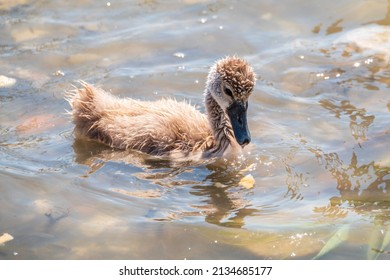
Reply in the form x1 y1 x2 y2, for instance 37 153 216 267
227 101 251 147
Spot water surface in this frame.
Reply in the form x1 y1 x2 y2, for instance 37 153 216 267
0 0 389 259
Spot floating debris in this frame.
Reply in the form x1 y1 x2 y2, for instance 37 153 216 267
0 75 16 88
0 233 14 245
239 174 255 189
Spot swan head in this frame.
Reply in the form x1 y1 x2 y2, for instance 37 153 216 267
205 56 256 147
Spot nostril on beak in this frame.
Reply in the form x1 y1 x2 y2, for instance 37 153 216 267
241 138 250 146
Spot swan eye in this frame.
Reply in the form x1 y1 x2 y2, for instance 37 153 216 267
224 87 233 98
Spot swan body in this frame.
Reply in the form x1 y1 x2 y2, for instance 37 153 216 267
67 56 256 158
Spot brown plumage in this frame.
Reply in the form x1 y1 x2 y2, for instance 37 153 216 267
66 56 256 159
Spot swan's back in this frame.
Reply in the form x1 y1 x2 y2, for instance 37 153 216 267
68 83 213 156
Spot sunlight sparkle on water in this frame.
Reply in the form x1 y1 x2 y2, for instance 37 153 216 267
364 58 374 64
173 52 185 58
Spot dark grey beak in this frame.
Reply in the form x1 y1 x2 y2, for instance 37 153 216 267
227 101 251 147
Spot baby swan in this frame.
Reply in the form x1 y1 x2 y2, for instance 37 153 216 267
67 56 256 158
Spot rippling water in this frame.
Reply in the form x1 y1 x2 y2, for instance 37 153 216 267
0 0 389 259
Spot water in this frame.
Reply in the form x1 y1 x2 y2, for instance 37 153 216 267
0 0 389 259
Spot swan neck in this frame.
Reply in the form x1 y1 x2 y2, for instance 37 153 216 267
205 93 233 156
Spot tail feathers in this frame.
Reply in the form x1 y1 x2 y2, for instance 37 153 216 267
65 81 115 141
66 81 101 123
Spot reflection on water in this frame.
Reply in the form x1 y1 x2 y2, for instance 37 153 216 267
308 143 390 205
325 19 344 35
1 0 390 259
73 138 259 228
319 99 375 141
368 0 390 26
